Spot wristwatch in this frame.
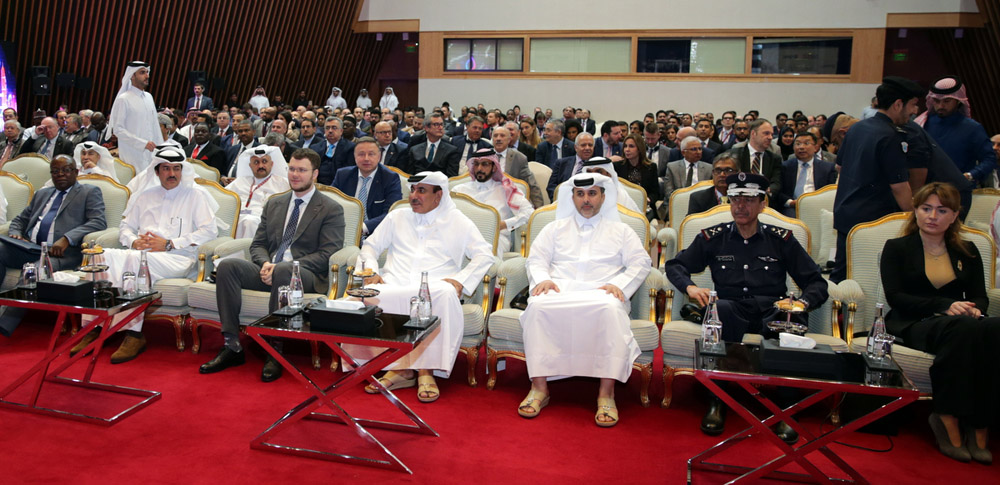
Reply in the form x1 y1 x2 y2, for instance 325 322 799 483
165 240 174 251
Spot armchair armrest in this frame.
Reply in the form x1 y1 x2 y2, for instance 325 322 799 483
987 288 1000 317
212 238 252 260
496 256 528 310
476 260 500 320
91 228 122 249
329 245 360 298
632 270 668 322
804 279 842 340
657 227 677 268
834 279 866 346
0 222 9 237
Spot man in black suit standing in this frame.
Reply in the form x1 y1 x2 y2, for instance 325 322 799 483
535 120 575 168
19 117 73 159
397 113 460 176
316 117 355 185
185 123 227 174
200 149 345 381
0 155 107 336
451 115 493 174
733 119 783 208
186 82 214 112
372 121 406 166
223 120 261 181
547 132 595 199
332 137 403 236
775 131 838 217
687 155 739 216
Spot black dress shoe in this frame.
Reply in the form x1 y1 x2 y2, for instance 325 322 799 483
680 304 704 323
701 395 726 436
199 347 245 374
774 421 799 445
261 357 283 382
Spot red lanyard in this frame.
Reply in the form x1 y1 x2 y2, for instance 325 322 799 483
245 176 271 207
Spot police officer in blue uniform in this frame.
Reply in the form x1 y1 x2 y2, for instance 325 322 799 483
665 172 828 442
831 76 926 282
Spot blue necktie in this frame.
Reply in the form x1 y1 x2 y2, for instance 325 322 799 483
274 199 304 263
427 143 436 163
40 139 51 158
551 144 558 161
36 190 66 244
326 143 335 158
358 177 370 219
794 162 810 198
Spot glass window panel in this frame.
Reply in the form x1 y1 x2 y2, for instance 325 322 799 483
752 37 852 75
445 40 472 71
530 38 630 73
471 39 497 71
637 39 690 73
497 38 524 71
638 38 746 74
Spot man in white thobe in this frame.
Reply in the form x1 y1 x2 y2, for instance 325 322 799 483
225 145 290 239
518 173 651 427
379 87 399 112
73 147 219 363
248 86 270 113
578 156 642 214
325 87 347 110
353 171 493 402
452 148 532 255
356 89 372 110
108 61 164 171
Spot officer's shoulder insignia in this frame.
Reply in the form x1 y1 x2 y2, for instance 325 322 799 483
764 224 791 240
700 223 727 240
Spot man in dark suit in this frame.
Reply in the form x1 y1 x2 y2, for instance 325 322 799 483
720 119 750 153
0 155 107 337
578 109 596 135
547 133 595 199
185 82 214 112
688 155 739 216
732 119 783 208
292 118 323 154
223 120 261 180
200 149 345 381
1 119 25 164
775 131 838 217
535 120 575 167
594 121 623 160
184 123 228 174
397 113 460 176
316 117 355 185
18 117 74 159
372 121 406 166
85 112 110 145
695 118 723 152
213 111 235 148
666 127 715 164
451 116 493 171
332 137 403 236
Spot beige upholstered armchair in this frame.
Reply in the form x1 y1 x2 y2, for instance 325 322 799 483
0 171 34 289
659 205 846 407
486 204 667 406
795 184 837 265
656 180 713 266
836 212 1000 395
188 158 221 183
113 158 136 185
3 154 51 190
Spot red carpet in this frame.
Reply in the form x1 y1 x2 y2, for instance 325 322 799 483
0 313 995 484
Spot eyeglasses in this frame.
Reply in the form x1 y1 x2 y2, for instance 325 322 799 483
374 130 393 135
683 146 703 151
426 122 444 128
712 167 736 175
50 168 76 175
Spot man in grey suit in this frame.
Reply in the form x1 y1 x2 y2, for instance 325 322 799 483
663 136 714 204
492 125 544 208
199 148 345 381
0 155 107 336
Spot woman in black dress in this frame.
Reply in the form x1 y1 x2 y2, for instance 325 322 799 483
880 182 997 464
615 133 661 222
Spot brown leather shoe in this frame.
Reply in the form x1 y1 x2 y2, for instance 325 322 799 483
69 328 101 356
110 332 146 364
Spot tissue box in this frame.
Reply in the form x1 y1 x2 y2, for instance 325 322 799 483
37 279 95 306
759 338 840 380
308 304 379 336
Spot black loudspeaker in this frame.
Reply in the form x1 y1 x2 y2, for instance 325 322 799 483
188 70 206 84
76 77 92 91
56 72 76 88
31 66 51 96
212 77 225 92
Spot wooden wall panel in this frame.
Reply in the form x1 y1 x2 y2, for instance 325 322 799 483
0 0 396 123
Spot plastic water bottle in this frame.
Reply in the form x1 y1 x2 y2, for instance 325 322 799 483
137 250 152 293
289 261 304 310
418 271 432 322
701 291 723 351
38 242 54 280
867 303 887 359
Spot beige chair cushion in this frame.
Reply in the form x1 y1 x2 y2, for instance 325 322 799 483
819 209 836 265
154 278 194 307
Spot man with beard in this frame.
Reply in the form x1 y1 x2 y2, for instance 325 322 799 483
225 145 291 239
452 148 532 254
915 75 996 186
451 115 493 173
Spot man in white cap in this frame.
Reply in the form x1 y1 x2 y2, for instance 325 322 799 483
226 145 291 238
108 61 164 171
354 171 494 403
326 87 347 110
356 88 372 110
71 147 219 363
580 156 642 214
452 148 532 255
517 173 651 427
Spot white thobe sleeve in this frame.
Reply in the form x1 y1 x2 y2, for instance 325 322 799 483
111 96 151 150
526 225 557 288
448 219 494 296
505 191 533 231
607 225 652 298
119 198 144 249
174 193 219 248
356 210 396 275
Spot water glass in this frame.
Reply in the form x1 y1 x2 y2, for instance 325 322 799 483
121 271 137 298
419 298 432 323
409 296 420 323
702 322 722 348
20 262 37 289
277 285 291 309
